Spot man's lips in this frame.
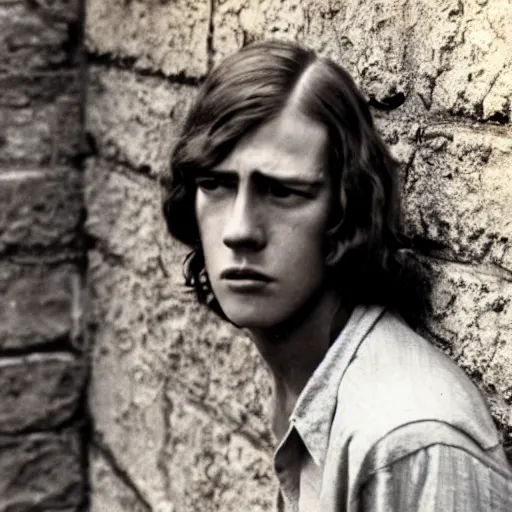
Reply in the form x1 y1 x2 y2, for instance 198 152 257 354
220 268 273 282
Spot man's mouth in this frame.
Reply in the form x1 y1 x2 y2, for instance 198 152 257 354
220 268 273 282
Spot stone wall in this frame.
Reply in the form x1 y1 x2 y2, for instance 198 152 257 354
85 0 512 510
0 0 88 509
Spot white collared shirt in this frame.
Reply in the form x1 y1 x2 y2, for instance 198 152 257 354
274 305 512 511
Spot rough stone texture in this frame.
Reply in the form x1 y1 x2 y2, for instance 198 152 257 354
0 0 79 73
406 0 512 122
161 390 276 512
0 430 84 510
373 117 512 270
0 262 80 350
87 67 197 178
406 125 512 269
0 169 83 256
85 0 512 510
425 260 512 438
85 0 210 77
85 158 182 276
23 0 82 22
0 353 86 433
0 72 83 167
213 0 512 122
0 0 87 507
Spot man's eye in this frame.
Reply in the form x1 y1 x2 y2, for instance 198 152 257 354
195 177 234 193
267 182 296 198
195 177 219 191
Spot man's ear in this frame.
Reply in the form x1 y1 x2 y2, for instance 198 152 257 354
325 237 346 267
325 228 366 267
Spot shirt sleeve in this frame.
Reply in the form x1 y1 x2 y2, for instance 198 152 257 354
359 443 512 512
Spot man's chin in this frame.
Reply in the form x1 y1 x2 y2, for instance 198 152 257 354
221 306 286 331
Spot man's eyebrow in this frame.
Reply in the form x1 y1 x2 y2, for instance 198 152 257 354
205 168 325 188
252 170 325 188
194 169 237 179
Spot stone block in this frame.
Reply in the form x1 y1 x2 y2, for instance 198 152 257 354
0 1 79 72
0 73 83 166
0 168 83 255
424 259 512 442
396 123 512 271
0 353 86 433
87 67 196 177
409 0 512 122
0 263 80 350
0 430 84 510
85 0 210 77
213 0 512 122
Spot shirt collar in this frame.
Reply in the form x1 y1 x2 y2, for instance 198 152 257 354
288 304 386 467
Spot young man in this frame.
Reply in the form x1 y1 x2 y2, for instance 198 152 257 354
163 40 512 511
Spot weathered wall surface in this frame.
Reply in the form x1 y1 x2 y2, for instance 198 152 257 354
85 0 512 510
0 0 88 509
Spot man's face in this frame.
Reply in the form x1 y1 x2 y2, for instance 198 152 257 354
195 106 332 329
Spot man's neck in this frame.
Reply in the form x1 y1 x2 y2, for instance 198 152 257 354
248 287 351 439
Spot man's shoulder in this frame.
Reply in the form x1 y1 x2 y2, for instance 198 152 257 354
335 310 500 451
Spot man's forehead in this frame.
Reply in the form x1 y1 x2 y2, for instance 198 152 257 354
214 108 329 181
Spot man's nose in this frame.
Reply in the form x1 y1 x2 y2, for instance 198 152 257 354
222 191 266 251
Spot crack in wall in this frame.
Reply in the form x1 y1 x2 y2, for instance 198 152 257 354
156 373 172 505
87 52 204 85
372 111 511 133
207 0 215 72
425 253 512 282
92 430 152 512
